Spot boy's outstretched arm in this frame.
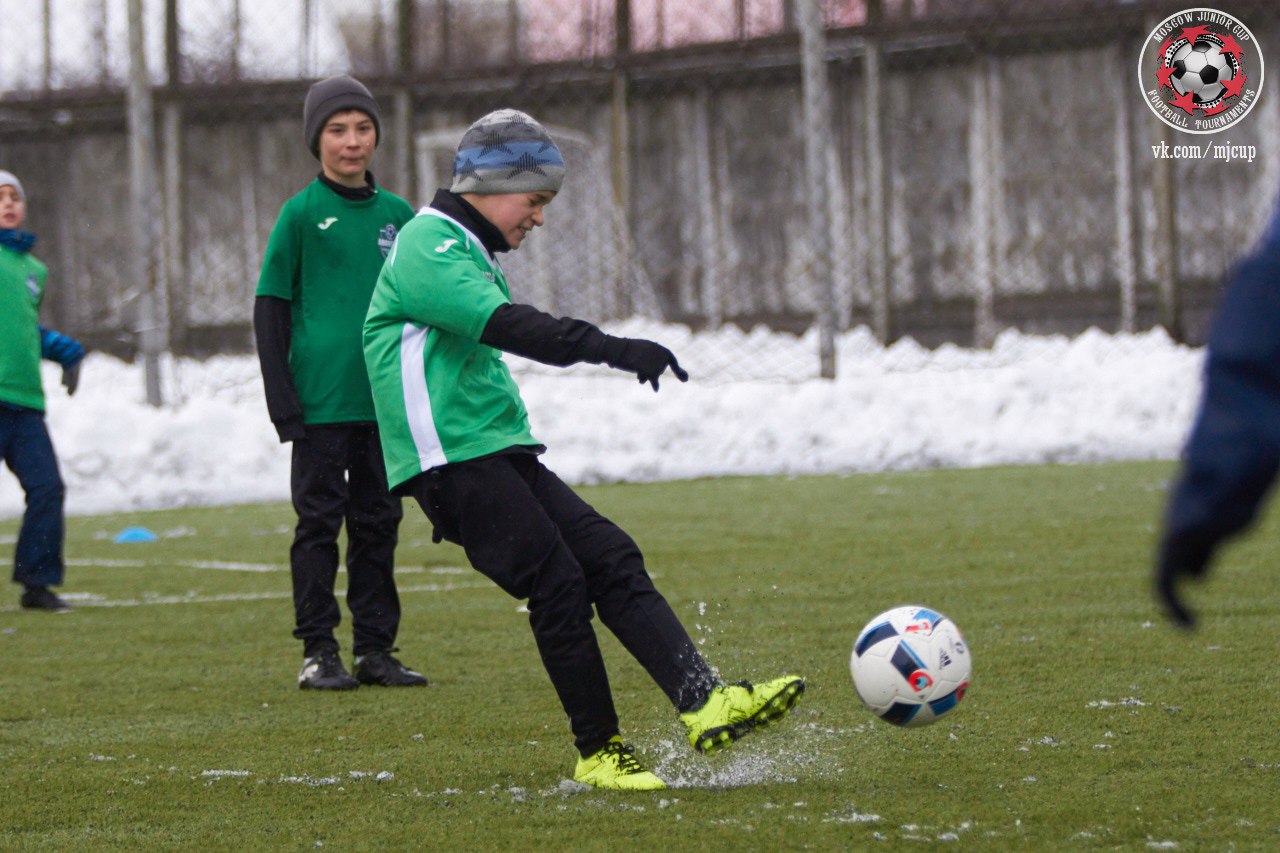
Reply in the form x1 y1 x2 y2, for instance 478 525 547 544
253 295 306 442
479 302 688 391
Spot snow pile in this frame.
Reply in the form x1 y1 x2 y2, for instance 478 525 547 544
0 324 1203 518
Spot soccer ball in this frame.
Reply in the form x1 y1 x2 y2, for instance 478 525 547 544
849 605 971 727
1171 37 1235 104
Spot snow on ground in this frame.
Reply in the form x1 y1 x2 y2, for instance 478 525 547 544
0 323 1204 519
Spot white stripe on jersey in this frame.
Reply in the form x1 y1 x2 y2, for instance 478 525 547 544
399 323 447 471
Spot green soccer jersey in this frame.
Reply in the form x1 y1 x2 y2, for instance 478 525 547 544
363 208 538 489
256 180 415 424
0 246 49 411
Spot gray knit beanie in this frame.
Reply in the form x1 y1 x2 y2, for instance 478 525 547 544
0 170 24 200
303 75 380 158
451 109 565 195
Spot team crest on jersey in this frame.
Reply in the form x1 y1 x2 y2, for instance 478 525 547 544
26 273 40 302
378 223 398 258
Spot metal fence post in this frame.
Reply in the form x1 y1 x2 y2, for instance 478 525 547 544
863 27 891 344
798 0 837 378
127 0 163 405
613 0 633 312
1113 41 1138 334
1145 14 1182 342
969 51 998 348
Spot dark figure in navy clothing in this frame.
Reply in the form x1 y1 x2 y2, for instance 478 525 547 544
1155 205 1280 627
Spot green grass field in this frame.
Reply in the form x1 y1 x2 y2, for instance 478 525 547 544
2 461 1279 850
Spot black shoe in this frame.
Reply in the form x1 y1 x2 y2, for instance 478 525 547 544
354 650 429 687
20 586 72 612
298 651 359 690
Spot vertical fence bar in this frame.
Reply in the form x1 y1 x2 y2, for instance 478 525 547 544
612 0 633 313
391 89 413 196
161 0 186 351
799 0 837 378
1145 15 1181 341
303 0 315 77
397 0 415 74
127 0 163 405
161 103 185 353
969 51 997 348
1149 118 1180 338
692 86 722 328
1113 42 1137 333
863 33 891 343
41 0 53 91
230 0 242 80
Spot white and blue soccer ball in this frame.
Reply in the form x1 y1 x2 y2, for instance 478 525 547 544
850 605 971 727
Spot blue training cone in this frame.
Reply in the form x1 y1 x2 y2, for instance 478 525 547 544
113 526 158 544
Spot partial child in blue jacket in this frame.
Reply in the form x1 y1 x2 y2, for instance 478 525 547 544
0 170 84 612
1155 202 1280 626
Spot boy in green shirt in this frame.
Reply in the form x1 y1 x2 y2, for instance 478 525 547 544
0 170 84 612
364 110 804 790
254 76 426 689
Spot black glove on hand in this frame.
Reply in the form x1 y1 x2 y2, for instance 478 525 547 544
1154 535 1215 629
602 337 689 391
61 361 81 396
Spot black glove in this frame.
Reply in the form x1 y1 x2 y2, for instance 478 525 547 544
601 337 689 391
1154 534 1215 629
61 361 81 396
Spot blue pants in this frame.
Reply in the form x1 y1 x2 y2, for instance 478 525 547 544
0 406 66 588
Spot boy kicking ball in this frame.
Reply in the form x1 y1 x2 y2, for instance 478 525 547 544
362 109 803 790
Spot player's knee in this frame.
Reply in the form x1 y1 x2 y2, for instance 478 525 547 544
25 473 64 509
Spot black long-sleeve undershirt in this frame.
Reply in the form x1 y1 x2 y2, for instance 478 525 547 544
479 302 639 369
253 295 306 442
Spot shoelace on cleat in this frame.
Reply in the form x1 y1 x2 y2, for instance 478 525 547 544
601 741 645 775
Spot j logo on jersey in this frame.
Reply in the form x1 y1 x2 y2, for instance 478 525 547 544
379 224 398 258
26 273 40 302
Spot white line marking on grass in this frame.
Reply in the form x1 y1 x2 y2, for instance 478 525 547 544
0 581 490 611
65 558 466 575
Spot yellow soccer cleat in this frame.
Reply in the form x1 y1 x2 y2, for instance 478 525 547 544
573 737 667 791
680 675 806 755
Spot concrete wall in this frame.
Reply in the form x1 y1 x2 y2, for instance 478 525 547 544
3 12 1278 356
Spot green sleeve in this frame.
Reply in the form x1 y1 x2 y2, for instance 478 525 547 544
386 227 508 341
256 200 300 300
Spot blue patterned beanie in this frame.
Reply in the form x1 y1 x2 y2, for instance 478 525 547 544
451 109 565 196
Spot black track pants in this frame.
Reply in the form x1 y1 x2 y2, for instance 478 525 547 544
408 453 715 756
290 424 404 657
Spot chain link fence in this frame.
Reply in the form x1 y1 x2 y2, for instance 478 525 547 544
1 0 1278 399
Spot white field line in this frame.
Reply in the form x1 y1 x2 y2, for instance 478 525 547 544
64 558 472 575
0 580 490 611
